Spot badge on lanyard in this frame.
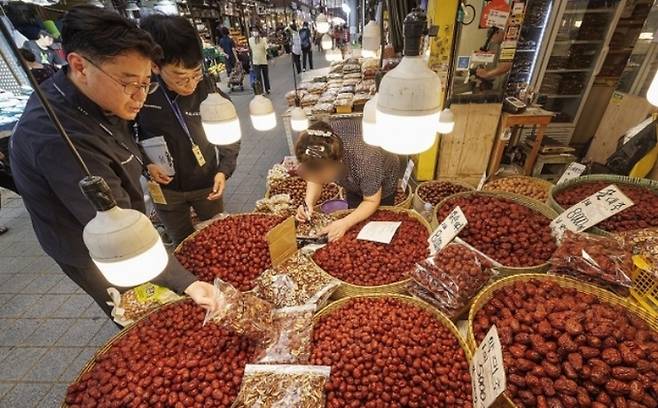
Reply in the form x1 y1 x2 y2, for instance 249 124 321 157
191 144 206 167
147 180 168 205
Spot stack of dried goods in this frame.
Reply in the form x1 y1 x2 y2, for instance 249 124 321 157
417 181 471 206
554 181 658 232
484 176 550 202
312 210 429 286
311 297 472 407
436 195 556 267
473 279 658 408
65 301 257 408
176 214 283 291
268 176 339 207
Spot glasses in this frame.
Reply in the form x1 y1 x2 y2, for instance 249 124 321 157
169 68 204 87
82 56 159 96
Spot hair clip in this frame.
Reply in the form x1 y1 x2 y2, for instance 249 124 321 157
304 145 326 158
307 129 333 138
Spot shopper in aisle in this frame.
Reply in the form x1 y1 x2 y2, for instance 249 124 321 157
290 23 302 74
218 27 238 75
299 21 313 71
18 48 56 84
295 120 400 241
24 30 62 67
249 26 271 94
138 14 240 246
10 6 219 317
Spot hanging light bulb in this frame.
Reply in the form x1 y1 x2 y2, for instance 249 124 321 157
647 70 658 107
437 108 455 134
316 13 330 34
81 177 168 287
291 107 309 131
249 82 277 131
325 48 342 62
362 94 378 146
376 9 440 155
154 0 178 14
321 34 333 50
362 20 380 59
200 93 241 145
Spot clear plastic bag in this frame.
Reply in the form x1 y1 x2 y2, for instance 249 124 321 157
106 283 180 327
549 231 633 296
613 227 658 265
408 242 495 319
232 364 331 408
255 305 315 364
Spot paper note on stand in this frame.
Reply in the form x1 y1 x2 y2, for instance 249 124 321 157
266 216 297 267
471 325 506 408
357 221 402 244
550 184 634 239
401 160 415 191
556 162 586 185
428 206 468 253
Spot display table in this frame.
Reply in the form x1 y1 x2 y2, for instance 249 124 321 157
281 108 362 155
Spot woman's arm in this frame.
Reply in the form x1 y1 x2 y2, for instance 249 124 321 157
296 181 323 221
322 188 382 241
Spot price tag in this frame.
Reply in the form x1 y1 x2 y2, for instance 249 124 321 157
556 162 586 185
191 144 206 167
488 9 510 29
471 325 506 408
550 184 635 239
428 206 468 253
357 221 402 244
401 160 415 191
477 172 487 191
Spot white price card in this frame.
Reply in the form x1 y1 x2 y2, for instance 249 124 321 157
357 221 402 244
550 184 634 239
471 325 506 408
556 162 586 185
401 160 415 192
428 206 468 253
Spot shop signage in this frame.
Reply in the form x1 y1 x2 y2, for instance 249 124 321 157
357 221 402 244
556 162 586 184
429 206 468 253
471 52 496 64
471 325 506 408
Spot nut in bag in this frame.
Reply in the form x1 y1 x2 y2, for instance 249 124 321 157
408 242 494 318
106 283 180 327
549 230 633 296
614 227 658 265
231 364 331 408
254 304 315 364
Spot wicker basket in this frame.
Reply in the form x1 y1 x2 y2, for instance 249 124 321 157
394 185 413 209
466 273 658 408
311 206 432 299
412 180 475 225
483 175 554 204
547 174 658 235
433 191 559 275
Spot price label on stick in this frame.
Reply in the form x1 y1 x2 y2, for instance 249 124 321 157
428 206 468 253
471 325 506 408
550 184 634 239
401 160 415 192
556 162 586 185
357 221 401 244
477 172 487 191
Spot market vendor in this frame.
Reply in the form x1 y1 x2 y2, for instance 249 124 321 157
295 120 400 241
10 6 218 317
475 27 512 88
137 14 240 246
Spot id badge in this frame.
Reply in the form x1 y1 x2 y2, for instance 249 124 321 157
147 180 167 205
192 144 206 167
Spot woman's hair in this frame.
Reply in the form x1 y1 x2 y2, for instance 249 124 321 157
295 121 343 172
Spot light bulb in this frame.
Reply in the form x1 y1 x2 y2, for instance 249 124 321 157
437 108 455 134
200 93 241 145
362 20 380 57
291 107 309 131
316 13 330 34
647 70 658 107
154 0 178 14
362 49 377 58
362 94 378 146
249 94 277 131
321 34 333 50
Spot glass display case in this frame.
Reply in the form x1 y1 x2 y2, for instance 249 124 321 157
617 0 658 94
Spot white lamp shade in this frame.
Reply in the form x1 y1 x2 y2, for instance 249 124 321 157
291 107 309 131
376 56 441 154
362 49 377 58
362 20 380 55
362 94 379 146
83 206 168 287
200 93 242 145
325 49 342 62
647 70 658 107
321 34 333 50
437 108 455 134
249 95 277 131
316 13 330 34
154 0 178 14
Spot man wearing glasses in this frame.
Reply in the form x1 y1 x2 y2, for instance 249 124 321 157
137 15 240 245
9 6 219 317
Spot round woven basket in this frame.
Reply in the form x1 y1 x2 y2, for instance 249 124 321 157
547 174 658 235
311 206 432 299
412 180 475 222
433 191 559 275
467 273 658 408
483 175 554 204
394 185 413 209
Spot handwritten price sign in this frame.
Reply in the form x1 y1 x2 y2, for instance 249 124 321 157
471 325 506 408
556 162 586 185
428 206 468 253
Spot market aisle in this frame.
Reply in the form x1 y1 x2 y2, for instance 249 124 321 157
0 51 328 407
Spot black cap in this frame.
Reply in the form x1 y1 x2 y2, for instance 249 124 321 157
403 9 427 57
79 176 117 212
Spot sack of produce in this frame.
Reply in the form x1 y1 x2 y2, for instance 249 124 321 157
254 305 315 364
106 283 180 327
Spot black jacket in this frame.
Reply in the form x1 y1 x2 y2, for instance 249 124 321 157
136 79 240 192
10 69 196 292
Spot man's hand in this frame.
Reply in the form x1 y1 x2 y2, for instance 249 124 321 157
321 219 349 242
147 164 173 185
184 281 220 313
208 172 226 200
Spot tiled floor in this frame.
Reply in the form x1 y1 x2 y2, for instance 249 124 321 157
0 53 323 407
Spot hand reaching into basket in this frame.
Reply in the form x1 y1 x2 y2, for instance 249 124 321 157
185 281 222 313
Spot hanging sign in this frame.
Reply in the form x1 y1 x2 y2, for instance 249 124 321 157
429 206 468 253
480 0 511 28
471 52 496 64
471 325 507 408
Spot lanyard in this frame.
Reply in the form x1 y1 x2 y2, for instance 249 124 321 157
158 79 196 146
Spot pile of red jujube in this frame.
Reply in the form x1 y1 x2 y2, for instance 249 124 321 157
269 176 340 207
417 181 471 205
176 214 283 291
311 297 473 407
473 279 658 408
436 195 556 267
65 301 257 408
312 210 429 286
554 181 658 232
394 186 408 206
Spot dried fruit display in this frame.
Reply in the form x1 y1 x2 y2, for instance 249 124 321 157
311 297 472 407
436 195 556 267
484 176 551 202
312 210 429 286
65 301 257 408
417 181 471 206
268 176 340 207
394 186 409 206
473 279 658 408
176 214 283 291
554 181 658 232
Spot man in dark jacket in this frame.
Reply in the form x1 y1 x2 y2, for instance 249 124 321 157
10 6 217 316
138 15 240 245
299 21 313 71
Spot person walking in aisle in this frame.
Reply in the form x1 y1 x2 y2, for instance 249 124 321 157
299 21 313 71
290 23 302 74
249 26 270 94
10 6 218 317
218 27 238 75
137 14 240 246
